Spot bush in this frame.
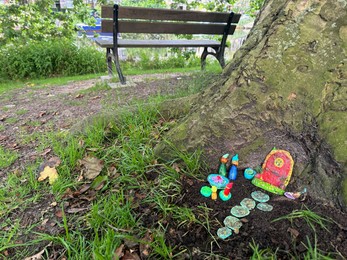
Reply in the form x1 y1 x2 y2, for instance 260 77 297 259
0 39 106 80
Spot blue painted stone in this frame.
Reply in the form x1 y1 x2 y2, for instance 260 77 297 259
207 174 229 189
217 227 232 240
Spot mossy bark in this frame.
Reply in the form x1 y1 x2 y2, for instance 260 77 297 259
156 0 347 210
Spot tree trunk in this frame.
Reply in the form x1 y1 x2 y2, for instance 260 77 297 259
155 0 347 210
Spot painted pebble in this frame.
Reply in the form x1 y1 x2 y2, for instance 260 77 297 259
256 202 273 211
230 205 250 217
217 227 232 240
207 174 229 189
224 216 243 230
200 186 212 197
240 198 256 210
251 190 270 202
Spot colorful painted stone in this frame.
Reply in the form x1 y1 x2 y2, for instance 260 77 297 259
228 154 239 180
230 205 250 218
224 216 243 230
200 186 212 197
240 198 256 210
252 149 294 195
211 186 218 200
244 168 256 180
218 154 229 177
217 227 232 240
284 188 307 200
256 202 273 211
207 174 229 189
219 182 233 201
251 191 270 202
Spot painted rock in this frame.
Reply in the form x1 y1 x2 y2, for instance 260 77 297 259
217 227 232 240
256 202 273 211
230 205 250 218
244 168 256 180
200 186 212 197
224 216 243 231
207 174 229 189
251 190 270 202
240 198 256 210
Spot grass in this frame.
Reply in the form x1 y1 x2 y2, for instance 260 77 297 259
0 146 18 169
0 65 340 259
272 206 332 232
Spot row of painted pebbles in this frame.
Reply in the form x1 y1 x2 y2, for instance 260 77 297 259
217 191 273 239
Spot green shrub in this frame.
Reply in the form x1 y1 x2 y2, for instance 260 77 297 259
0 39 106 80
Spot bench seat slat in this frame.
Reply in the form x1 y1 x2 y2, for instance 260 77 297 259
101 20 237 35
95 39 221 48
101 5 241 24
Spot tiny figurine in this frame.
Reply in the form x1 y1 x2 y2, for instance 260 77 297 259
228 154 239 180
200 186 212 197
207 174 229 189
211 186 218 200
244 168 256 180
218 154 229 177
252 148 294 195
284 188 307 200
219 182 233 201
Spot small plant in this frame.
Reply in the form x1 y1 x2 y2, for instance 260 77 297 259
0 146 18 169
302 235 335 260
272 206 332 232
249 239 277 260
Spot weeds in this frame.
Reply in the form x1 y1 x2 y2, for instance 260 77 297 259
249 239 277 260
0 146 18 169
272 206 332 232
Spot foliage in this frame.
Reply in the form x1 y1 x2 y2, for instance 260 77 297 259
0 39 106 80
120 0 166 8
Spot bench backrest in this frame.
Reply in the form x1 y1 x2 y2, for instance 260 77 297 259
100 5 241 35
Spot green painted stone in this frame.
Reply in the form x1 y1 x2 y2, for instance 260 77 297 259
200 186 212 197
217 227 232 240
251 191 270 202
256 202 273 211
240 198 256 210
230 205 250 218
224 216 243 230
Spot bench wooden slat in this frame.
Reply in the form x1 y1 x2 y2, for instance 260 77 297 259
101 20 237 35
96 39 221 48
101 5 241 23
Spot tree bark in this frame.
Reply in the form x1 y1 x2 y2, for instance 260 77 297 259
155 0 347 210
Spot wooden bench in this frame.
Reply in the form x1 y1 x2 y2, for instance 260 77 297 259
95 4 241 84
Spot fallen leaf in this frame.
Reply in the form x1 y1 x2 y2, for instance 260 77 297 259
66 207 88 213
75 94 84 99
0 115 7 121
41 218 49 226
122 251 141 260
38 166 58 184
140 230 153 259
38 111 47 117
113 244 125 259
78 156 104 180
24 242 52 260
47 156 61 167
287 92 297 100
40 148 52 156
287 227 300 239
55 210 63 218
50 201 57 207
172 163 181 173
91 96 101 100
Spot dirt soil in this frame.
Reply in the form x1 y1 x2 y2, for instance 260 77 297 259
1 74 347 259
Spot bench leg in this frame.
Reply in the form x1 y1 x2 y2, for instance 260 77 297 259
106 48 113 77
111 48 126 85
201 47 208 70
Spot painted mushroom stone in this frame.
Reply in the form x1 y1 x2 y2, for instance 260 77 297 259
217 227 232 240
251 190 270 203
207 174 229 189
230 205 250 218
256 202 273 211
224 216 243 230
240 198 256 210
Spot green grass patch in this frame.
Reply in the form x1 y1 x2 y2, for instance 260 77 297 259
0 146 18 169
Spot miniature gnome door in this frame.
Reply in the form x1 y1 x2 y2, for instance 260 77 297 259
252 149 294 195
